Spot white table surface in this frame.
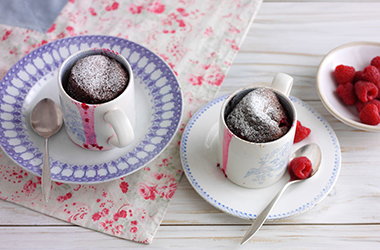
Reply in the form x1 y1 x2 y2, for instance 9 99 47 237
1 1 380 249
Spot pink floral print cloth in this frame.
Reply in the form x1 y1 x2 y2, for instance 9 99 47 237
0 0 262 244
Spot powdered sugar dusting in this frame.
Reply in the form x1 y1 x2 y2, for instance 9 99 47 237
226 88 289 143
67 55 128 103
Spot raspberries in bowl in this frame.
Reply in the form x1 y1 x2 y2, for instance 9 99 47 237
317 42 380 131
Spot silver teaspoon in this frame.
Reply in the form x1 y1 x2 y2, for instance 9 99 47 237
30 98 63 202
241 143 322 245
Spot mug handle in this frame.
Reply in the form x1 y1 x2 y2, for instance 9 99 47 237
270 73 293 97
104 109 135 147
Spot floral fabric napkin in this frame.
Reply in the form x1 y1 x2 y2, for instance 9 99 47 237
0 0 262 244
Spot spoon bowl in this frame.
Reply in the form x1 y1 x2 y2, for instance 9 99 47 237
241 143 322 245
30 99 64 138
30 98 63 202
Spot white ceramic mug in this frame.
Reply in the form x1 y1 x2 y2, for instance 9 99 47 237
218 73 297 188
58 48 135 151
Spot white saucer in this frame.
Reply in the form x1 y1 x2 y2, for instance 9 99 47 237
180 95 341 220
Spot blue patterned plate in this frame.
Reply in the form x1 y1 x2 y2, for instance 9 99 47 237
180 95 341 220
0 35 183 183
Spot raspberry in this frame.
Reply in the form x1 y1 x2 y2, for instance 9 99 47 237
354 71 364 82
368 99 380 112
334 65 356 85
288 156 312 180
362 65 380 89
354 81 378 102
294 120 311 143
356 99 380 113
359 103 380 125
336 82 356 105
370 56 380 71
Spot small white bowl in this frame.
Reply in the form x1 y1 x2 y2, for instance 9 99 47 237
317 41 380 132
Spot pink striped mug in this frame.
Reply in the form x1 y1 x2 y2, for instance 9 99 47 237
58 48 135 151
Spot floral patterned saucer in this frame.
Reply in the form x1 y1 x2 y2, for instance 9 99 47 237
0 35 183 184
180 95 341 220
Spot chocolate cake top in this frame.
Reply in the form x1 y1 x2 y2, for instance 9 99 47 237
66 55 128 104
226 88 289 143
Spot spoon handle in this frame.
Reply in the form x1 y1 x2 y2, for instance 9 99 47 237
42 138 51 202
241 180 294 245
